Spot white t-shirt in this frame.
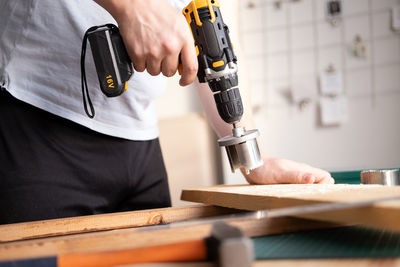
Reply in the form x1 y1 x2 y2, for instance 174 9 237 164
0 0 190 140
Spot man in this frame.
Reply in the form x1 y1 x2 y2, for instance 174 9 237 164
0 0 333 225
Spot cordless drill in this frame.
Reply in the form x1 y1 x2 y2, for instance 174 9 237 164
81 0 263 174
182 0 263 174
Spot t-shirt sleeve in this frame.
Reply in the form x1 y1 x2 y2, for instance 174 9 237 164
166 0 191 10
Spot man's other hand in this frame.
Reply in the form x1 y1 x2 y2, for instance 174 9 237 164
243 157 335 185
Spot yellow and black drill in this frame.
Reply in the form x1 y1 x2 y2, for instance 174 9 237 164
182 0 263 174
81 0 263 174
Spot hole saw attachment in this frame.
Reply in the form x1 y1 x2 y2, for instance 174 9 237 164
182 0 263 174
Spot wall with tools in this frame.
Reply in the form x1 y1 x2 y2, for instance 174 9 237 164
218 0 400 184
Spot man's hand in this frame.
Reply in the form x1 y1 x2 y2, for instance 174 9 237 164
95 0 198 86
242 157 334 185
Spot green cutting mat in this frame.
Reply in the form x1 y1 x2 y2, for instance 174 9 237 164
253 226 400 259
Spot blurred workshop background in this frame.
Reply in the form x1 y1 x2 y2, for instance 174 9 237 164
156 0 400 205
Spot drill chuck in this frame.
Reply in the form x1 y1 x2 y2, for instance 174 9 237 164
214 88 243 124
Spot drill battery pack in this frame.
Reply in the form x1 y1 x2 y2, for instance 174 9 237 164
85 24 133 97
80 24 133 118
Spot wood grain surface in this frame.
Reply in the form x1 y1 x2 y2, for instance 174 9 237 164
181 184 400 231
0 205 240 243
0 216 339 262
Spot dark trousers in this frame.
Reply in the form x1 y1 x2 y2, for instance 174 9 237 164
0 89 171 224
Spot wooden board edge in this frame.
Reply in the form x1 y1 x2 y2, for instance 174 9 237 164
0 217 341 262
180 188 400 232
0 205 241 243
297 205 400 232
181 189 318 210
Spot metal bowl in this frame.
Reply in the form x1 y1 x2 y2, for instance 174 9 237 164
360 169 399 186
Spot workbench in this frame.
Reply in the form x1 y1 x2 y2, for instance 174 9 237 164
0 205 399 266
0 171 399 266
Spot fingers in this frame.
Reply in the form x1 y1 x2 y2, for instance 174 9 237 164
146 49 162 76
161 52 179 77
315 172 335 184
130 46 146 72
306 167 333 184
274 171 315 184
272 171 333 184
301 173 316 184
288 168 333 184
243 157 335 185
271 170 333 185
179 43 198 86
114 0 198 82
130 34 197 83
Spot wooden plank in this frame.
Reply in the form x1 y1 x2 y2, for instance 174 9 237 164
181 184 400 231
0 217 340 262
0 205 240 243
